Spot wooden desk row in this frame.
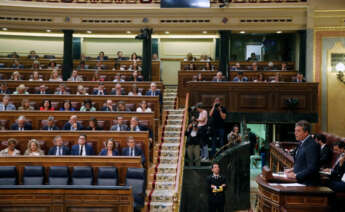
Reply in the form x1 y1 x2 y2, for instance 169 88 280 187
0 94 160 119
0 80 164 94
0 59 160 81
180 61 295 70
183 82 318 114
0 131 150 168
0 69 144 81
0 184 133 212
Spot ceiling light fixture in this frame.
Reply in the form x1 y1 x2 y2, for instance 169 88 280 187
240 31 246 34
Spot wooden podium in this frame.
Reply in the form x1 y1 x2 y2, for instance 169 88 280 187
256 175 334 212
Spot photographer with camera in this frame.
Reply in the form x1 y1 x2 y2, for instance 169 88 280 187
196 102 209 161
185 119 201 166
209 98 227 159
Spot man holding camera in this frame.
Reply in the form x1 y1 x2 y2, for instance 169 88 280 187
209 98 227 158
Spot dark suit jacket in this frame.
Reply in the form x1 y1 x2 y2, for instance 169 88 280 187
101 105 117 112
130 125 153 139
129 76 143 82
293 136 320 185
48 145 70 155
146 90 162 104
111 124 129 131
0 89 11 94
320 144 333 168
42 125 60 131
11 123 32 130
63 122 83 131
71 144 94 156
206 174 227 204
111 90 126 95
330 160 345 182
34 90 52 95
99 149 119 156
93 90 107 95
121 146 145 165
84 126 103 131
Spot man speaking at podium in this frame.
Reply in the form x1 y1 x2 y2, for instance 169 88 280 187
285 120 320 185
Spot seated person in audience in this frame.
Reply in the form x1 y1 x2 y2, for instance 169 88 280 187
131 52 140 61
111 116 129 131
116 51 125 61
28 50 39 60
18 98 34 110
113 73 125 82
47 61 57 70
120 65 127 71
247 52 257 62
212 72 226 82
295 73 306 83
253 73 265 82
32 60 41 70
0 138 21 156
93 82 107 95
266 61 275 71
42 116 60 131
24 139 45 156
76 85 89 95
250 62 258 71
122 136 145 165
128 61 141 71
102 99 116 112
232 72 248 82
200 54 210 62
203 62 214 71
35 84 50 94
327 152 345 192
330 142 345 169
129 116 152 142
60 100 75 111
67 70 83 82
95 60 105 70
91 71 104 82
192 75 198 81
281 62 288 71
146 82 162 104
80 99 96 112
77 60 88 70
128 84 142 96
116 101 130 112
12 59 24 69
55 84 70 95
63 115 83 131
227 125 242 145
85 117 102 131
8 52 19 59
315 134 333 168
40 99 55 111
99 139 119 156
231 62 241 71
129 70 143 82
0 83 10 94
48 136 70 156
184 52 195 62
97 51 108 61
13 84 29 95
197 73 204 81
136 100 152 112
71 134 95 156
49 70 63 82
152 53 159 61
80 54 87 62
0 95 16 111
11 115 32 131
186 63 194 71
270 73 280 83
112 62 121 71
10 71 21 81
111 83 126 95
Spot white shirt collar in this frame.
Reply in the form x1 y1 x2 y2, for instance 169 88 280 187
300 135 310 145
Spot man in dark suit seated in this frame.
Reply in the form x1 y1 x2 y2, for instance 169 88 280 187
0 83 11 94
110 116 129 131
129 116 153 143
212 72 226 82
42 116 60 131
35 84 51 95
48 136 70 156
63 115 83 131
0 95 16 111
327 153 345 192
11 115 32 131
93 82 107 95
71 134 94 156
315 134 333 168
146 82 162 104
285 120 320 185
101 99 116 112
111 83 126 95
121 136 145 165
129 70 143 82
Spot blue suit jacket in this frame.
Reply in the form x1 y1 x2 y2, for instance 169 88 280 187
121 146 145 165
63 122 83 131
48 145 70 155
99 149 119 156
93 90 107 95
146 90 162 104
71 144 94 156
293 136 320 185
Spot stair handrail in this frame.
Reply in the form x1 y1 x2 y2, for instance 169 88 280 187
173 92 189 211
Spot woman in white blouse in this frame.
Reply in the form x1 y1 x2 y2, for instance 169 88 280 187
24 139 45 156
0 138 21 156
136 100 152 112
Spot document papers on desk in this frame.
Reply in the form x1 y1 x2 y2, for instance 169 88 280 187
268 183 306 187
272 173 287 178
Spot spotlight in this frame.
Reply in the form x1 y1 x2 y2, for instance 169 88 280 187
202 31 207 34
165 31 170 34
240 31 245 34
2 27 8 31
46 29 51 33
276 30 283 34
126 31 131 34
86 30 92 34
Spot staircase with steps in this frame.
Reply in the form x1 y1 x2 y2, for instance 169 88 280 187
145 86 186 212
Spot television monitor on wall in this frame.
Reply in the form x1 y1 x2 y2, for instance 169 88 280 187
161 0 210 8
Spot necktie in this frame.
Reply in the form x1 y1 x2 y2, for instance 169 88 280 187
130 148 134 156
4 105 7 111
79 145 83 155
151 91 154 96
